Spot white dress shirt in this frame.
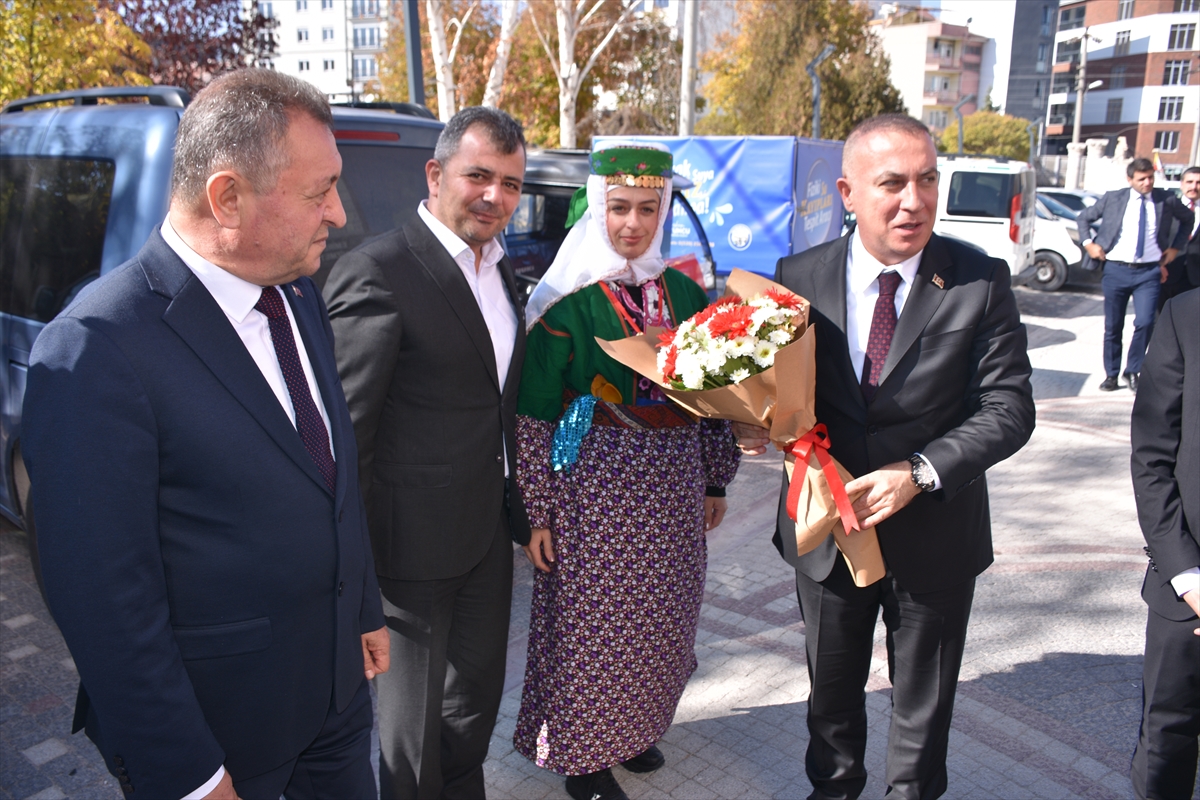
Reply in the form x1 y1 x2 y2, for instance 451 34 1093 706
163 217 338 800
1104 188 1161 264
417 201 518 475
845 231 941 490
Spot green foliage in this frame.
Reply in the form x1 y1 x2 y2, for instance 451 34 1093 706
698 0 905 140
1 0 150 105
939 112 1030 162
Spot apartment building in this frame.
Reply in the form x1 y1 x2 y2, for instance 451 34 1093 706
872 7 988 133
255 0 387 102
1045 0 1198 177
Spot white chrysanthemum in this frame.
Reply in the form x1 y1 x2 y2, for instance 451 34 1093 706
750 306 775 328
752 341 778 368
768 329 792 346
729 368 751 384
703 349 727 373
728 336 755 356
676 350 702 384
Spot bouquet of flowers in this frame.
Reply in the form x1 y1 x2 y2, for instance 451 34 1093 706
598 269 885 587
656 289 805 390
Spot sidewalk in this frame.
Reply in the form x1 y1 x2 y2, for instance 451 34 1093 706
2 285 1196 799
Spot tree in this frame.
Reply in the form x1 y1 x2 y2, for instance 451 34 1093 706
939 112 1029 161
528 0 638 147
698 0 905 140
587 6 682 136
1 0 150 105
426 0 478 120
102 0 277 96
481 0 521 108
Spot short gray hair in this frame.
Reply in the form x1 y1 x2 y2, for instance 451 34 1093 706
843 114 934 169
171 69 334 203
434 106 526 165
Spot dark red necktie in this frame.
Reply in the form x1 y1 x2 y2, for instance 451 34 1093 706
861 271 902 403
255 287 337 493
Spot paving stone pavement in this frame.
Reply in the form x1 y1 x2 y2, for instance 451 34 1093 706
2 283 1198 799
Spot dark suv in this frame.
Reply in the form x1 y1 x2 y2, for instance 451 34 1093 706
0 86 442 582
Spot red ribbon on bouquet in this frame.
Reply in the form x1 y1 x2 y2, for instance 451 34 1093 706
786 424 860 535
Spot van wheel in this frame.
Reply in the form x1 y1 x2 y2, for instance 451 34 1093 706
13 451 48 605
1031 251 1068 292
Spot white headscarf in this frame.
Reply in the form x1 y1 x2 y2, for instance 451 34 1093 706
525 141 673 330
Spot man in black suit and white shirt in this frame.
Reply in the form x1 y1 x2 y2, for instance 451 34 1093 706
1075 158 1193 393
1130 287 1200 800
736 114 1035 799
1158 166 1200 309
323 107 531 799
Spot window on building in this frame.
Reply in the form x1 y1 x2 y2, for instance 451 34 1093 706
1118 0 1134 20
298 60 310 71
322 0 333 7
353 26 380 48
353 56 377 78
1041 5 1053 36
322 26 334 41
1163 60 1190 85
1052 73 1075 93
1035 43 1049 72
1032 82 1044 108
965 45 982 56
1159 96 1185 121
351 0 379 17
925 110 948 129
1056 39 1081 64
323 59 335 70
1058 6 1085 30
1114 30 1130 56
297 28 308 42
1106 98 1122 123
258 1 273 17
1174 0 1197 11
1155 130 1180 152
1168 23 1196 50
296 0 306 9
1108 65 1127 89
1050 102 1075 126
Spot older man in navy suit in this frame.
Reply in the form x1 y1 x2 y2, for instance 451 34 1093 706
1076 158 1192 393
23 70 388 800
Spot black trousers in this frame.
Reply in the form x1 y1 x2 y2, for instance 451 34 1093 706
235 678 376 800
375 515 513 800
796 558 975 800
1131 606 1200 800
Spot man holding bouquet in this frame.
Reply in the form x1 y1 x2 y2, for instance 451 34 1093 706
736 114 1035 799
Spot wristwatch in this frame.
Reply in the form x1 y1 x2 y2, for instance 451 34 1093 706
908 454 936 493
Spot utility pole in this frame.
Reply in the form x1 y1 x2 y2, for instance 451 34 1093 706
806 44 835 140
404 0 425 106
678 0 698 135
1070 29 1089 150
954 94 976 154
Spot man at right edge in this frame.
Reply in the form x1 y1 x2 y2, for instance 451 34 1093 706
735 114 1035 799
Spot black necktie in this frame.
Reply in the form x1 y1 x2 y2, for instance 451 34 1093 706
255 287 336 493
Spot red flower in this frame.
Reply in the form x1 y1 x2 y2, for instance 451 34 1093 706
764 287 801 309
692 295 741 327
657 330 676 348
707 305 754 339
662 345 678 378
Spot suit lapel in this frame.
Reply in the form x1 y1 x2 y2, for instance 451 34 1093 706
144 234 334 497
403 219 502 392
284 282 344 503
497 255 526 395
877 235 951 388
810 236 866 414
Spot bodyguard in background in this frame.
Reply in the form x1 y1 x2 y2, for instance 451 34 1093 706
1129 288 1200 799
1157 166 1199 309
1076 158 1192 393
323 107 530 799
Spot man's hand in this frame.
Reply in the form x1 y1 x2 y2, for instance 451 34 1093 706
731 422 770 456
1085 242 1106 262
201 770 240 800
1160 265 1170 284
1160 248 1179 267
844 460 920 529
703 497 728 531
361 626 389 680
1183 590 1200 636
523 528 555 573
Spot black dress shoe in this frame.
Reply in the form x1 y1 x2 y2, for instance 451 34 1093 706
1099 376 1120 391
1125 372 1139 393
565 769 629 800
620 744 665 773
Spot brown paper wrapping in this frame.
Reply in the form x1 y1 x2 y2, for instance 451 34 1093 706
596 269 886 587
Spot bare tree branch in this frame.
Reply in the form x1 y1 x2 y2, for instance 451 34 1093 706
578 0 636 87
446 1 478 65
528 4 564 83
578 0 606 29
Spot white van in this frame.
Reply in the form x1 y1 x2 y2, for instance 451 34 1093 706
934 155 1036 279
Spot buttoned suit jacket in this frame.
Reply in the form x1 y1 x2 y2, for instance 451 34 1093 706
23 230 384 799
1131 289 1200 620
1076 187 1193 256
323 216 531 583
772 233 1036 594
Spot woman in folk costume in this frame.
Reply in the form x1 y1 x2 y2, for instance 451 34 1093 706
513 142 740 800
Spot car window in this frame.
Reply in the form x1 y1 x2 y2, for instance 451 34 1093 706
0 157 115 321
946 172 1011 218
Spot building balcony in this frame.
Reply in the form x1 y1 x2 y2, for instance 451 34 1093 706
925 55 962 71
923 90 962 105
